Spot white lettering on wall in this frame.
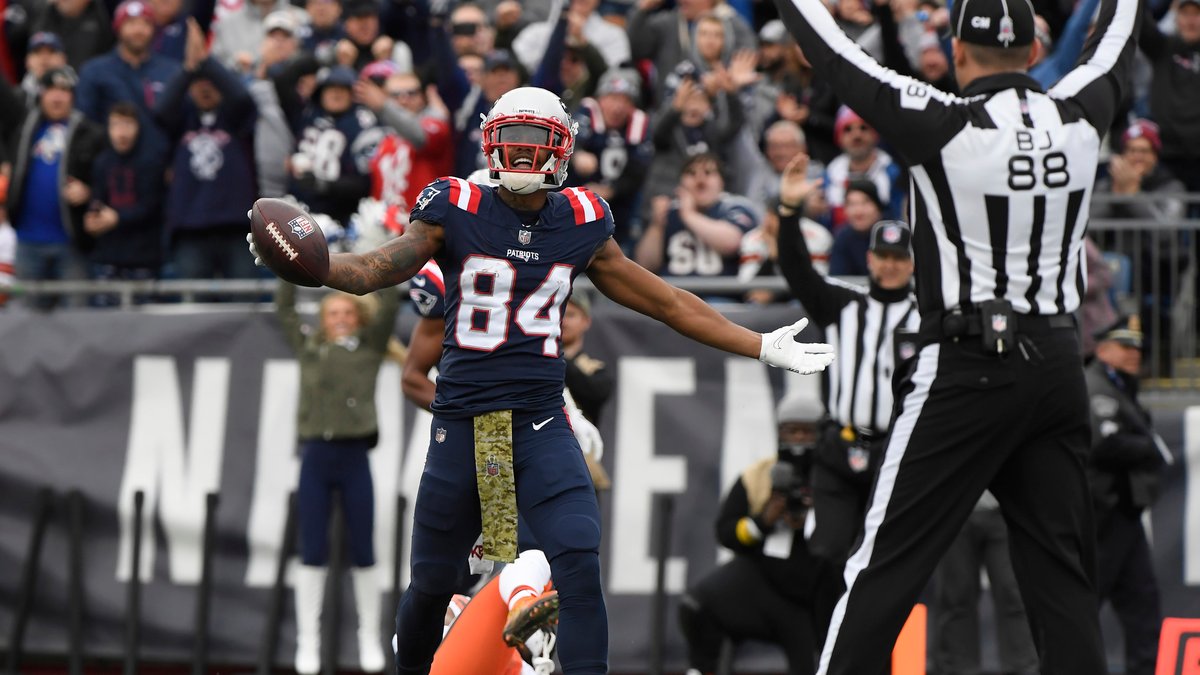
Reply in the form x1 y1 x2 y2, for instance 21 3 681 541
610 358 692 594
116 356 229 583
244 360 300 586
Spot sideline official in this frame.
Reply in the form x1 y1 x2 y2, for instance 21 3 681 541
773 154 919 567
772 0 1143 669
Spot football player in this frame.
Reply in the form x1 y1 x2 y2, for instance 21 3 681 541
251 86 833 674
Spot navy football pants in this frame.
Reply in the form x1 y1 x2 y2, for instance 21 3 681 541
297 438 376 567
396 408 606 675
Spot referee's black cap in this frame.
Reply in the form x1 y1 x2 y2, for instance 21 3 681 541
869 220 912 257
952 0 1036 48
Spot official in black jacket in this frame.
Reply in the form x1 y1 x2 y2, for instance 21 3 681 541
678 392 839 675
1085 315 1167 675
773 153 919 567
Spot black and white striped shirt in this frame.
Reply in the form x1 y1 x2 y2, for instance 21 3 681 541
774 0 1141 316
778 212 920 435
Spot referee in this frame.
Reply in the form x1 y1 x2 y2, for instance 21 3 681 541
773 154 920 568
772 0 1142 670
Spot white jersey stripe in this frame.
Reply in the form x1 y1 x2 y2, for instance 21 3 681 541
567 188 598 222
1049 0 1139 98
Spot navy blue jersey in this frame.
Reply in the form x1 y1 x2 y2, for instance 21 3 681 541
568 99 653 243
408 260 446 318
663 194 760 277
290 105 385 223
409 177 615 417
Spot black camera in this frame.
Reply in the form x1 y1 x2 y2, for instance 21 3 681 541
770 445 813 517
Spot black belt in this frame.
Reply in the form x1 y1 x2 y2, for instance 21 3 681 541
920 311 1075 340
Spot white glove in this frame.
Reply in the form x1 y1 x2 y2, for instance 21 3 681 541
759 317 835 375
245 231 264 267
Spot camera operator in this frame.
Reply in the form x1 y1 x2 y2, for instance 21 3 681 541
678 392 839 675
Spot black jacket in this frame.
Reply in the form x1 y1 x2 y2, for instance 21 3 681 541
1084 360 1165 520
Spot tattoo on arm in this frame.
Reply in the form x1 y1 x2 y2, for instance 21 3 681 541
326 220 443 294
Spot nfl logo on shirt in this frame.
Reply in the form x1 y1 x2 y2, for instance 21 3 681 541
518 229 532 245
992 313 1008 333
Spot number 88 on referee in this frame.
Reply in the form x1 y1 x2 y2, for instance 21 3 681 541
771 0 1142 670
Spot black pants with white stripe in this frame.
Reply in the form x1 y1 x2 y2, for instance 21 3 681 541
818 325 1105 675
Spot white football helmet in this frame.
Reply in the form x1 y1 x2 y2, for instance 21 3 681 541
480 87 577 195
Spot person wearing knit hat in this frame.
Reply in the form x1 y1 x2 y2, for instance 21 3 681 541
1084 311 1168 675
824 105 903 229
828 180 886 277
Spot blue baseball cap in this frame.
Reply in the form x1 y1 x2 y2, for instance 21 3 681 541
29 31 65 52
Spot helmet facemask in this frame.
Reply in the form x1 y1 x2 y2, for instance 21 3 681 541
481 113 574 194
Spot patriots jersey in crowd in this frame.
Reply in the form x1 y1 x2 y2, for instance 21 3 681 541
290 105 385 223
663 194 760 277
370 119 454 229
409 177 615 417
409 260 446 318
568 98 653 241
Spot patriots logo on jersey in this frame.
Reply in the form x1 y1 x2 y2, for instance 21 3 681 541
415 186 441 212
288 215 316 239
410 288 440 316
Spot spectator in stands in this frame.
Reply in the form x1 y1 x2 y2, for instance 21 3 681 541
210 0 303 72
678 391 837 675
17 32 68 104
748 20 793 139
27 0 114 70
76 0 181 154
300 0 345 61
447 2 494 58
1086 315 1167 675
336 0 392 71
491 0 527 51
1138 0 1200 198
156 18 258 281
1 65 103 310
432 36 525 176
247 11 301 198
747 119 826 214
834 0 883 60
364 68 454 226
635 152 760 284
531 6 611 112
643 73 744 213
512 0 630 73
827 180 884 277
569 68 653 248
823 106 903 229
932 493 1039 675
86 101 166 299
147 0 216 63
772 44 840 165
1090 120 1187 369
870 0 955 94
1028 0 1101 88
626 0 756 104
274 59 384 226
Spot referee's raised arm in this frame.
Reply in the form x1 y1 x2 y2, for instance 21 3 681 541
771 0 1146 671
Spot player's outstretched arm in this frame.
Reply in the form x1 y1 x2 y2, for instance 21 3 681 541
588 239 834 374
401 317 443 412
325 219 445 295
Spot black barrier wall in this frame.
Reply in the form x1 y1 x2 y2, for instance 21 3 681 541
0 306 1196 670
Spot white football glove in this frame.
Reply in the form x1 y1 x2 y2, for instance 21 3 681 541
245 230 264 267
759 317 835 374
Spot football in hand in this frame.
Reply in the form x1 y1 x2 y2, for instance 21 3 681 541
249 198 330 287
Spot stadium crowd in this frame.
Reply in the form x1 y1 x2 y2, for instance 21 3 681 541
0 0 1196 671
0 0 1195 316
